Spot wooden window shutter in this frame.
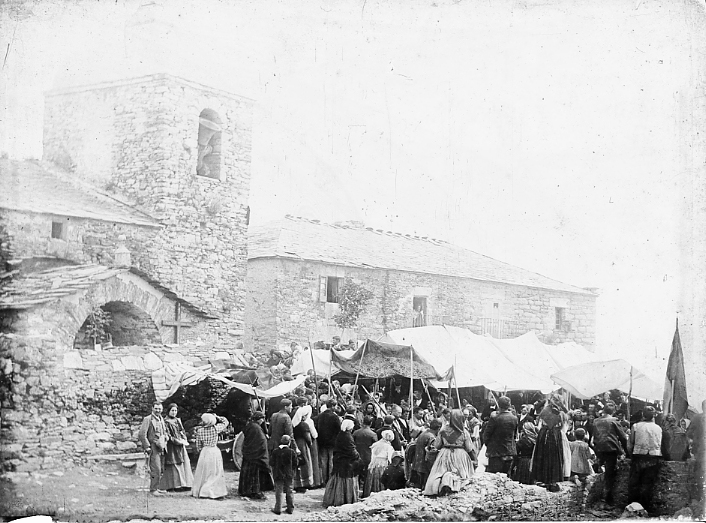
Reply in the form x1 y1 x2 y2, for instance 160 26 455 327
319 276 327 302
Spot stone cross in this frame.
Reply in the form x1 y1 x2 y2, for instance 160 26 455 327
162 302 194 344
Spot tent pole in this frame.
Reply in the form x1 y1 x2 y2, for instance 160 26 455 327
409 345 414 418
353 340 368 401
454 366 462 410
307 336 321 415
422 379 436 417
328 347 333 398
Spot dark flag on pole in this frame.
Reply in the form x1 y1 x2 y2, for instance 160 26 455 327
663 319 689 420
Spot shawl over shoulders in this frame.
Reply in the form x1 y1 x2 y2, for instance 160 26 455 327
243 421 269 464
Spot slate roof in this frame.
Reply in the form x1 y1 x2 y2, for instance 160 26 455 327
248 216 594 295
0 159 160 227
0 263 215 318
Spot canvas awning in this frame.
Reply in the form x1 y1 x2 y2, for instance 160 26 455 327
388 325 556 392
290 348 356 376
152 362 307 402
550 359 663 400
330 339 441 379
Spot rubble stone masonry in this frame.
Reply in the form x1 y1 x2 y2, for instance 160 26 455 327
40 74 253 343
245 258 597 351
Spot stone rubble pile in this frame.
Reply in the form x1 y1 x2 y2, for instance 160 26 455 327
307 473 594 522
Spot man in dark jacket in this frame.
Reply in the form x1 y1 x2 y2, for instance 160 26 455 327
269 399 294 453
412 418 441 488
353 415 378 490
270 435 298 515
315 398 341 484
592 403 628 505
344 405 362 432
483 396 517 474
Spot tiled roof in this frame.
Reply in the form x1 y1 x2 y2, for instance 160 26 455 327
0 263 215 318
248 216 593 295
0 159 161 227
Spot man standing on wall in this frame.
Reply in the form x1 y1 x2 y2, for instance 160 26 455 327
592 403 628 505
139 402 168 495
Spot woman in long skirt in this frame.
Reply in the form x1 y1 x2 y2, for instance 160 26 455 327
510 421 538 485
160 403 193 491
292 405 315 492
531 402 564 491
191 413 229 499
423 410 475 496
363 430 394 497
561 411 572 480
322 419 361 508
238 411 275 500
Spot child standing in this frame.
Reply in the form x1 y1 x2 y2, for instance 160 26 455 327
270 435 298 515
569 428 595 485
381 451 407 491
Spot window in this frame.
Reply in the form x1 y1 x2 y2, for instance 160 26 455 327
51 221 65 239
319 276 343 303
413 296 427 327
196 109 223 179
555 307 565 330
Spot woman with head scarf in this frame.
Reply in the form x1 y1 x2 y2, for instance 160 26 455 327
292 404 316 492
160 403 193 491
423 409 475 497
531 399 564 491
510 420 538 485
238 411 275 500
322 419 361 507
363 429 395 497
191 413 229 499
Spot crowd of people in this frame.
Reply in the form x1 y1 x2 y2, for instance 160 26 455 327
138 381 706 517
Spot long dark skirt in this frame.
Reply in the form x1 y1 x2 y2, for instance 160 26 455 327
238 459 274 497
510 456 533 485
531 427 563 484
322 473 358 508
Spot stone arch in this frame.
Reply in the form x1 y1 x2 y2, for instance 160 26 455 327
73 300 163 349
49 271 179 351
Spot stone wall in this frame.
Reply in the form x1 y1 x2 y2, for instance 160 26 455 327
245 258 597 350
40 73 253 343
0 320 239 472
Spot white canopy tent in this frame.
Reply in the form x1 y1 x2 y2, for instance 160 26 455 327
550 359 663 401
387 325 556 392
290 348 356 377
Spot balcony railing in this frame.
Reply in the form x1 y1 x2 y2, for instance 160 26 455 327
475 318 522 339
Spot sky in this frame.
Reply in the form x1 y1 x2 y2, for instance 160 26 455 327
1 0 704 387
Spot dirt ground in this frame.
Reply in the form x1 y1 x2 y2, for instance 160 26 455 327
0 461 327 522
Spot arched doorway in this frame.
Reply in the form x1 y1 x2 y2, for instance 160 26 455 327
73 300 163 350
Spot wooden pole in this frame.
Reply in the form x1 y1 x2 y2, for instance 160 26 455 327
409 345 414 418
307 336 321 415
353 340 368 400
454 365 462 410
627 366 633 421
328 347 333 397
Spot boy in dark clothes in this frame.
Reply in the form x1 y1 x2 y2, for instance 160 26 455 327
381 451 406 491
270 435 298 515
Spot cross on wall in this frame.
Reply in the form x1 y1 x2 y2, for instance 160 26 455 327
162 302 194 344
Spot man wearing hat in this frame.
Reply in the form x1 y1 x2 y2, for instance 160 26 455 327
483 396 518 474
593 403 628 505
269 399 294 453
627 406 670 513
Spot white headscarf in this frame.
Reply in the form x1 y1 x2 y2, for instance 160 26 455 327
201 413 216 427
341 419 355 432
381 430 395 442
292 405 312 428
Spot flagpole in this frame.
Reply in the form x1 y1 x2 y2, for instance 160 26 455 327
627 365 633 421
353 340 368 400
409 345 414 419
307 335 321 415
328 347 333 398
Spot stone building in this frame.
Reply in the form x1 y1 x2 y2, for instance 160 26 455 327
245 216 597 351
0 73 253 470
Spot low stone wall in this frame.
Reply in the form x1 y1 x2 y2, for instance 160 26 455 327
0 337 241 473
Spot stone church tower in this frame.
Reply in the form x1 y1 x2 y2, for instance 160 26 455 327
41 74 254 342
